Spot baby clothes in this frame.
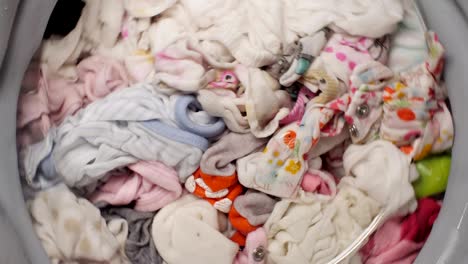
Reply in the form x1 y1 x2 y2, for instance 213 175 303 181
359 198 441 264
345 32 453 161
184 168 243 213
101 207 164 264
264 182 381 264
237 93 350 198
306 33 390 86
200 132 268 176
380 32 453 160
152 194 239 264
198 65 292 137
29 184 129 264
229 191 277 246
40 0 125 76
343 140 417 218
21 83 225 190
233 227 268 264
89 161 183 212
190 0 404 67
17 56 130 146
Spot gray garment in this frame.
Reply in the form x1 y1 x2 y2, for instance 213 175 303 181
200 132 267 176
233 191 278 226
101 207 163 264
0 0 57 263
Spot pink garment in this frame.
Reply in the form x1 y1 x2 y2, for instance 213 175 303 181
89 161 183 212
279 87 316 125
17 56 130 146
300 169 337 196
360 198 441 264
233 228 267 264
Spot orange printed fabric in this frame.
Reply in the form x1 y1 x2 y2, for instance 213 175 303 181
185 168 243 213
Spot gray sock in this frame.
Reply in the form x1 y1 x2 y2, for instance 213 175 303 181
101 207 163 264
233 191 278 226
200 132 267 176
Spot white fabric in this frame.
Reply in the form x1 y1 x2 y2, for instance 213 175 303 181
124 0 177 18
264 183 380 264
40 0 125 76
29 184 129 264
198 66 291 137
343 140 417 218
150 0 405 67
152 194 239 264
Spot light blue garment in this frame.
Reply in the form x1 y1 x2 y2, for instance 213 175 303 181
174 95 226 138
141 119 209 151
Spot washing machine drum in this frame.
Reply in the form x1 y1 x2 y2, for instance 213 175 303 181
0 0 468 263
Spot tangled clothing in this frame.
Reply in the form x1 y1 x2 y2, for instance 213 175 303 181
279 87 316 125
168 0 406 67
344 32 453 160
101 207 163 264
380 32 453 160
264 182 381 264
198 66 292 137
40 0 125 76
29 184 129 264
26 84 225 188
360 198 441 264
237 93 350 198
200 132 267 176
17 56 130 146
89 161 182 212
306 33 390 87
153 38 236 93
343 140 417 219
152 194 239 264
185 168 243 213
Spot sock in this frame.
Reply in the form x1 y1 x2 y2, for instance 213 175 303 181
201 132 267 176
101 207 164 264
233 191 277 226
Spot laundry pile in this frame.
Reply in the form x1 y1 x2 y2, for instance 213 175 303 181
17 0 454 263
